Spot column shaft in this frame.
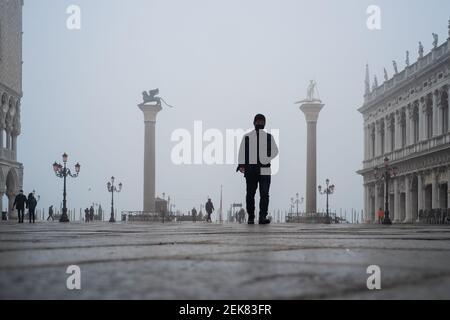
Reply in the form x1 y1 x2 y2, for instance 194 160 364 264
405 175 412 223
417 174 424 222
393 178 400 222
433 92 439 136
143 120 156 212
305 121 317 213
432 171 439 209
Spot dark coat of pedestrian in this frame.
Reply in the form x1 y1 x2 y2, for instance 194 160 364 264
47 205 54 221
85 208 90 222
205 199 214 223
89 206 95 222
237 114 279 225
26 193 38 224
13 190 27 223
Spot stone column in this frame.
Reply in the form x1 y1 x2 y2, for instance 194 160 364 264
404 175 413 223
374 183 380 222
138 103 163 213
448 86 450 133
0 191 3 216
364 184 370 223
404 107 410 146
393 177 400 223
7 192 17 220
364 125 369 160
384 117 390 154
432 170 439 209
395 111 401 150
433 91 440 136
299 102 324 214
417 173 424 223
447 167 450 209
419 99 426 141
0 129 3 149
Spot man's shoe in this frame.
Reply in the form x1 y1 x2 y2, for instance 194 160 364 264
259 218 271 225
248 220 255 225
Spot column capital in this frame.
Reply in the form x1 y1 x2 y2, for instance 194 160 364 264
299 102 324 122
138 103 163 122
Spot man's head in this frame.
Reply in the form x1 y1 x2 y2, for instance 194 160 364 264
253 114 266 131
19 190 23 195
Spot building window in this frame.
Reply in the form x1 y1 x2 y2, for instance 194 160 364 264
442 92 449 134
413 105 419 143
390 122 395 151
427 111 433 139
371 129 375 158
402 119 407 147
380 124 385 155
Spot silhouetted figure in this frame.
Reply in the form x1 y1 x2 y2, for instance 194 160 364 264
13 190 27 224
192 207 197 223
205 199 214 223
89 206 94 222
85 208 90 222
26 193 37 224
377 207 384 224
237 114 279 225
47 205 54 221
238 208 246 223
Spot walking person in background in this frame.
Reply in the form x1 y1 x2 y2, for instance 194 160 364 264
85 208 90 222
205 199 214 223
192 207 197 223
26 193 37 224
13 190 27 224
377 207 384 224
47 205 54 221
89 205 95 222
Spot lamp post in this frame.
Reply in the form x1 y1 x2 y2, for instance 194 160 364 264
53 153 80 223
318 179 335 224
107 176 122 223
291 193 304 222
374 157 397 225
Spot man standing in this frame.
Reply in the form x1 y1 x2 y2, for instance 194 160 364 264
26 193 37 224
13 190 27 223
205 198 214 223
237 114 279 225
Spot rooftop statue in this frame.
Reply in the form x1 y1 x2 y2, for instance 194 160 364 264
418 42 424 59
383 68 388 82
392 60 398 74
432 33 438 49
405 51 410 66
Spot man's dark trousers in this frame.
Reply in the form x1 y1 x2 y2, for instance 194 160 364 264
29 209 35 223
17 209 24 223
246 174 271 221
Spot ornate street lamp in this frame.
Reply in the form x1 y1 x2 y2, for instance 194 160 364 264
290 193 304 222
107 176 122 223
53 153 80 223
318 179 335 224
374 157 398 225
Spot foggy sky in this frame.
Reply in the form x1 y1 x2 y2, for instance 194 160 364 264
18 0 450 218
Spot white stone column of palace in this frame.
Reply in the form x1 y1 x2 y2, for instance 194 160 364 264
432 169 439 211
417 173 424 222
433 91 440 137
404 174 413 223
419 99 426 141
374 183 380 222
299 102 324 214
138 103 162 213
393 177 400 223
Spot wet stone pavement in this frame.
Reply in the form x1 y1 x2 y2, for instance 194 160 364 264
0 221 450 299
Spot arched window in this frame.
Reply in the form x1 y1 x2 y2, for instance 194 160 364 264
401 113 407 147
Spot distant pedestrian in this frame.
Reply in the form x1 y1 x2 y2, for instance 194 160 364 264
85 208 90 222
13 190 27 223
205 199 214 223
192 207 197 223
89 206 94 222
377 207 384 224
26 193 37 224
47 205 54 221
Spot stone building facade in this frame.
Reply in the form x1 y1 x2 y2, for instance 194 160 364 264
358 25 450 223
0 0 24 217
